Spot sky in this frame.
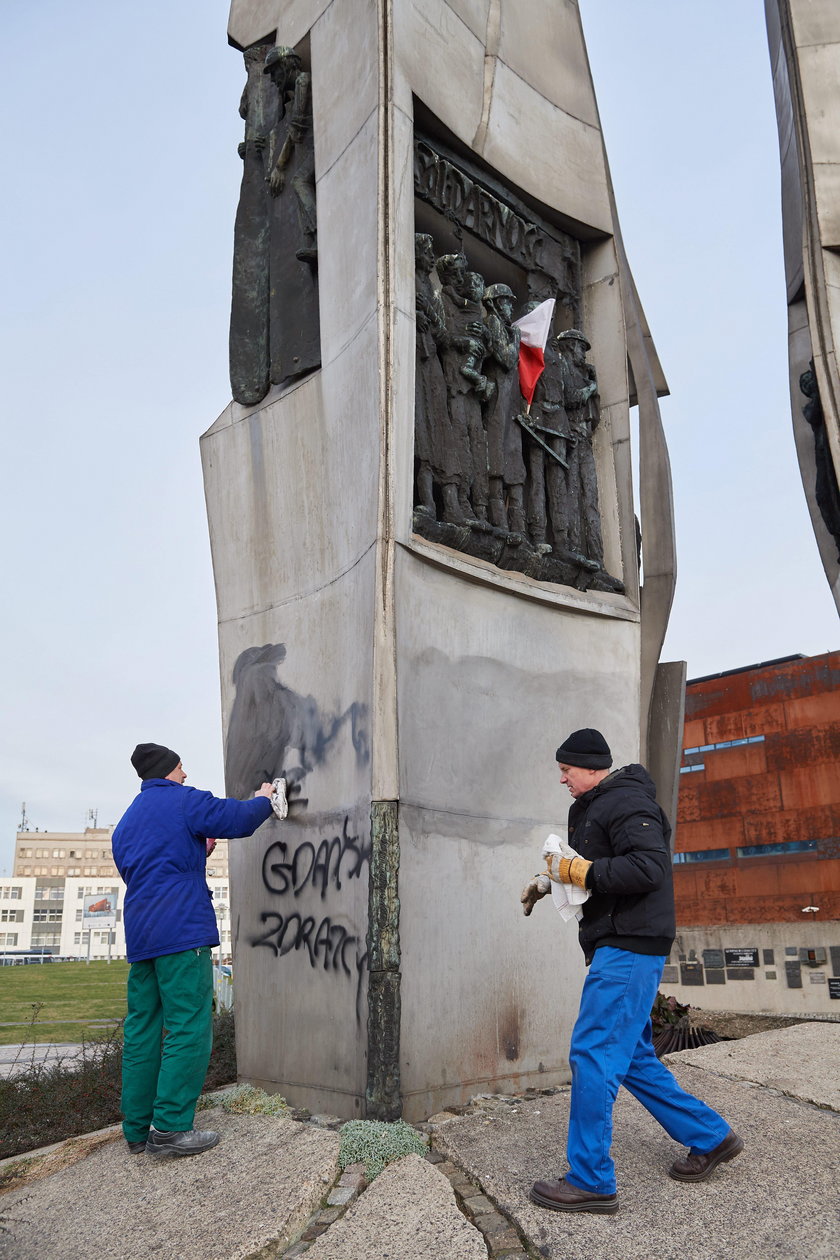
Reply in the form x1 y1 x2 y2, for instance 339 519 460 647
1 1 837 873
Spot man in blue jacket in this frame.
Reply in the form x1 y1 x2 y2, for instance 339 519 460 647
112 742 274 1159
522 729 742 1213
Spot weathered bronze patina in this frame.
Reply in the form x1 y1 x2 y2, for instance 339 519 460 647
230 42 320 406
800 361 840 563
412 136 623 594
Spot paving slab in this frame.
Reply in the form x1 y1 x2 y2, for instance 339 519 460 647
663 1021 840 1111
436 1060 839 1259
0 1108 339 1260
303 1153 487 1260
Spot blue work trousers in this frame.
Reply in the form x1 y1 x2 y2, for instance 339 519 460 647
566 946 730 1195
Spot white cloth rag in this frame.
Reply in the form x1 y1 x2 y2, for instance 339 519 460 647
270 778 288 820
542 833 590 922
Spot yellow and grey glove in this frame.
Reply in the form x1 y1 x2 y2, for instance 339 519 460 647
520 873 552 916
544 851 592 889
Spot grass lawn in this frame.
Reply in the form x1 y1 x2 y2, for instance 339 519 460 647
0 960 128 1045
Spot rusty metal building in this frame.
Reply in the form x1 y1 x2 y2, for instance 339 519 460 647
674 650 840 923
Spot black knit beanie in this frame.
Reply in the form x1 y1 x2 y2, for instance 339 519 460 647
555 728 612 770
131 743 180 780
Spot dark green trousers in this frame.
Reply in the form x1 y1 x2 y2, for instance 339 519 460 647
121 946 214 1142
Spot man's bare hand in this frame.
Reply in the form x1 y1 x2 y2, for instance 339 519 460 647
255 782 274 799
520 874 551 916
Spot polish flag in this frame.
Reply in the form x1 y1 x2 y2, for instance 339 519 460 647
512 298 555 405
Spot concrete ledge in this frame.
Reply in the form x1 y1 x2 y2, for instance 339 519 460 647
0 1109 339 1260
663 1021 840 1112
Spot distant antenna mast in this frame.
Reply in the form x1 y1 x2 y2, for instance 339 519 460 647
19 802 29 831
86 808 99 829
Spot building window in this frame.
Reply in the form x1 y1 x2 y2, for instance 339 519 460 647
33 910 63 922
679 763 705 775
2 887 23 900
683 735 765 756
76 909 83 922
1 909 22 923
736 840 818 859
0 933 19 946
673 848 730 864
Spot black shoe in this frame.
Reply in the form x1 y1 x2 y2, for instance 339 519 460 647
127 1140 147 1154
145 1128 220 1159
669 1130 743 1182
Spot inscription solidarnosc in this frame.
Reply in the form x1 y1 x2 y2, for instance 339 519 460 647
414 140 543 271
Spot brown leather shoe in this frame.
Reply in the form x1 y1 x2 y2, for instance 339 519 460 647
530 1176 618 1214
669 1130 744 1182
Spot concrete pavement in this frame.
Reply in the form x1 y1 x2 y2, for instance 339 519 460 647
0 1042 85 1079
0 1023 837 1260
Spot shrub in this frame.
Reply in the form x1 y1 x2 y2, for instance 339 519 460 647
208 1083 289 1117
0 1009 239 1161
338 1119 428 1181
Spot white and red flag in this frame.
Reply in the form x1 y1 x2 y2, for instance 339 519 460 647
512 298 555 406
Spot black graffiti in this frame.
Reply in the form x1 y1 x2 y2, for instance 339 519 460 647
250 911 359 976
261 815 370 900
226 642 370 801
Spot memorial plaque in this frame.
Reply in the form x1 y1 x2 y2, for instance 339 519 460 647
785 961 803 989
680 962 704 986
724 947 759 968
725 967 754 980
828 978 840 999
705 968 726 985
765 970 777 980
702 948 725 969
830 946 840 977
809 971 826 984
785 946 798 955
661 965 679 984
763 948 775 965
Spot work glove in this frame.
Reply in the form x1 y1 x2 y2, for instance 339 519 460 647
520 873 551 916
542 834 592 890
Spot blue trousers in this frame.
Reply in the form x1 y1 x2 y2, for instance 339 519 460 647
566 946 730 1195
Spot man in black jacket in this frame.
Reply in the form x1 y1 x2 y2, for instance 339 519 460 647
523 729 743 1214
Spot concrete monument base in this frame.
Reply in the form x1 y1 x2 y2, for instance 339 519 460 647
202 0 678 1121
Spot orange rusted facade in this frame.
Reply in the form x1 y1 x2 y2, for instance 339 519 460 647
674 651 840 924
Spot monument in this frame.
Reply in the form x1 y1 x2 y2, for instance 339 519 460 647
201 0 681 1121
766 1 840 609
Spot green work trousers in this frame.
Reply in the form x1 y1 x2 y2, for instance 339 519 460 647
121 946 214 1142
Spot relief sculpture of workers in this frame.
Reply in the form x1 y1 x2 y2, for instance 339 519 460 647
558 330 604 571
264 45 320 388
414 234 462 524
483 284 527 536
519 312 573 556
438 255 493 524
800 361 840 563
229 42 275 406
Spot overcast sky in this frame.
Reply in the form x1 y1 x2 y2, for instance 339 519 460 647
1 2 836 873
